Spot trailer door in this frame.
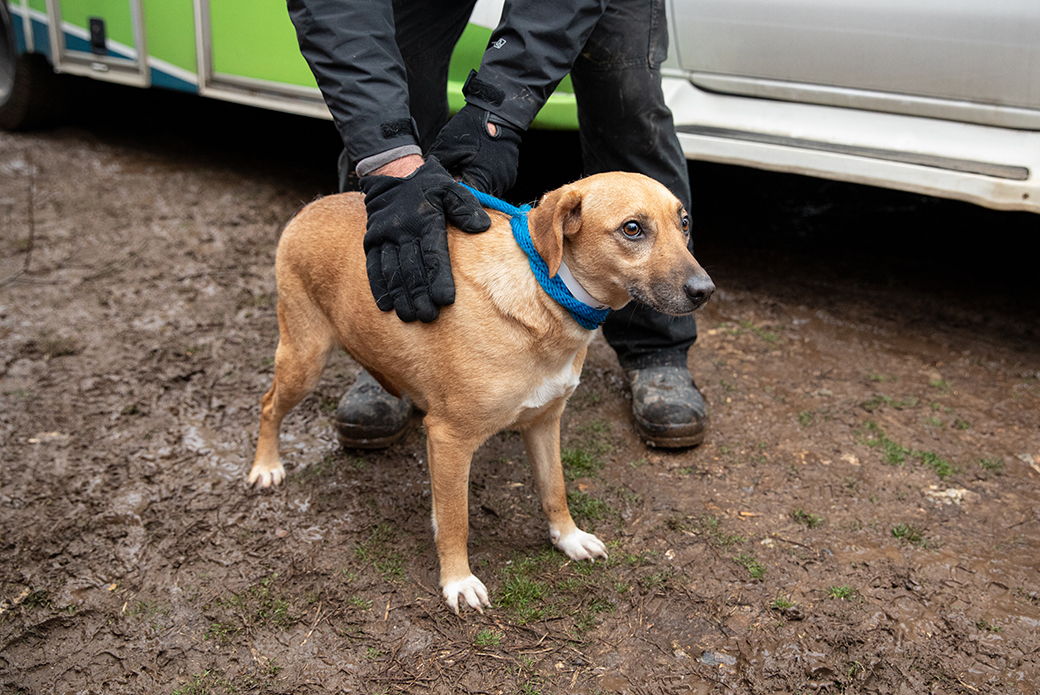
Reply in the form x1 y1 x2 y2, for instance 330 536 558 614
48 0 148 86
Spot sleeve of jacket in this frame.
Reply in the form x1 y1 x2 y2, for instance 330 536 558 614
287 0 420 167
464 0 609 131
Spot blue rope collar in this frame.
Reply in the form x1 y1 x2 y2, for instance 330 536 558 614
460 184 610 330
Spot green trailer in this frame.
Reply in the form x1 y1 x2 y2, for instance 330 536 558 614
0 0 577 130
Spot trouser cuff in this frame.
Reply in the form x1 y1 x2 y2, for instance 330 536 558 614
617 349 690 371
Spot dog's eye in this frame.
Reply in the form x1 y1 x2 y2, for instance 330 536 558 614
622 221 643 238
681 214 690 233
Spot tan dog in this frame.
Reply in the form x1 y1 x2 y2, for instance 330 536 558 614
248 172 714 613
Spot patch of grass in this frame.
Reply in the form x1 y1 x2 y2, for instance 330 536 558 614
734 553 766 580
638 569 676 592
573 596 614 635
373 554 404 581
566 490 610 525
952 417 971 430
924 416 943 426
867 372 895 383
696 515 746 548
570 387 603 410
258 659 283 678
349 595 371 610
930 379 951 392
474 629 502 648
978 457 1005 473
916 450 956 480
790 509 824 529
498 560 550 624
127 600 171 630
828 585 856 600
769 594 795 611
205 621 239 644
1014 588 1040 606
562 423 616 480
353 523 405 581
578 419 612 435
863 421 909 465
976 619 1003 633
862 422 958 479
290 452 334 484
518 680 545 695
561 447 604 479
20 589 52 610
173 670 235 695
207 573 300 639
740 319 780 344
797 410 815 426
892 523 933 548
860 394 918 412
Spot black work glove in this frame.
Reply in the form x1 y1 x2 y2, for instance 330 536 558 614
429 103 522 197
359 156 491 323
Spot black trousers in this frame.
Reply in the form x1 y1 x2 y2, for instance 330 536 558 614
339 0 698 370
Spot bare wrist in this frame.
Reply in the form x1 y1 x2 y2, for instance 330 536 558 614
370 154 424 178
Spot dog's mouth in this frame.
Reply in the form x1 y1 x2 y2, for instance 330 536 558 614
628 272 715 315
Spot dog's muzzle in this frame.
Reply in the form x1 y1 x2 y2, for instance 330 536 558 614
684 272 715 311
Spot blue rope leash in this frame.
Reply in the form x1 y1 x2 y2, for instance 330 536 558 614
459 183 610 330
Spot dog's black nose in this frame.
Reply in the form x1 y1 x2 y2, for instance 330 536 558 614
684 273 715 309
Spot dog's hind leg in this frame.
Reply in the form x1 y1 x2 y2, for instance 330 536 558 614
424 415 490 613
249 294 336 488
522 401 608 562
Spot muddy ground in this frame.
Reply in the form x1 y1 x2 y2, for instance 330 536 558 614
1 81 1039 695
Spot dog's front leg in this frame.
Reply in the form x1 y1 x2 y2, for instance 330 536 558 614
425 416 489 614
522 402 608 562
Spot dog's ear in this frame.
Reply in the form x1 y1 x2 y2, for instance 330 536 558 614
528 186 582 277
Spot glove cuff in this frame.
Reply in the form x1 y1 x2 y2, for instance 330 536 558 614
462 70 526 132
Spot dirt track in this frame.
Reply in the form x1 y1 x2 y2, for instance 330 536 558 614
1 82 1039 694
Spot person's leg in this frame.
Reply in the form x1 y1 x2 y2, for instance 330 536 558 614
336 0 477 191
335 0 476 447
570 0 707 447
393 0 478 150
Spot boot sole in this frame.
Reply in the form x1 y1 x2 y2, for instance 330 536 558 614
336 424 408 450
633 417 706 449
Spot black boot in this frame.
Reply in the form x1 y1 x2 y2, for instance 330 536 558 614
335 370 412 449
627 366 707 448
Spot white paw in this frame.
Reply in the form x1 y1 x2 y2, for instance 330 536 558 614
553 528 608 562
248 461 285 488
442 574 490 614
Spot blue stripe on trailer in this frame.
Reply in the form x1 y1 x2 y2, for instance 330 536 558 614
150 67 196 94
63 31 133 60
31 18 50 59
12 9 27 53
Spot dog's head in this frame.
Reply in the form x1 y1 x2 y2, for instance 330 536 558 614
527 173 714 315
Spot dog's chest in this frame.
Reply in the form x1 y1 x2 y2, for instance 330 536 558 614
518 355 581 413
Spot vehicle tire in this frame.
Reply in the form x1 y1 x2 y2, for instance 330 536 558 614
0 4 66 131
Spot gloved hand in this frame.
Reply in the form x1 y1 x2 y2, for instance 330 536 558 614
429 103 522 197
359 156 491 323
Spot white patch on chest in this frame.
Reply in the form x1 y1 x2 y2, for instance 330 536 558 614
520 355 580 411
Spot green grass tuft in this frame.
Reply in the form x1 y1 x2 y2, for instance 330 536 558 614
828 585 856 600
734 553 766 579
892 522 933 548
790 509 824 529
